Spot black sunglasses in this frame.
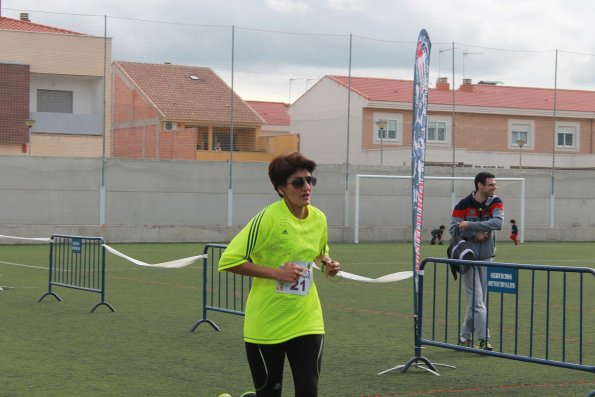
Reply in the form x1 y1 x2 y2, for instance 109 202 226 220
288 176 317 188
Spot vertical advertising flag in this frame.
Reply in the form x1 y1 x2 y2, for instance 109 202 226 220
411 29 431 311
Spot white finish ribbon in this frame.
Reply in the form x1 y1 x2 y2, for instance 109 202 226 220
312 263 413 283
0 235 204 269
102 244 206 268
1 235 411 277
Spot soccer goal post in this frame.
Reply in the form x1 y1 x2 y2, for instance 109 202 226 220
354 175 525 244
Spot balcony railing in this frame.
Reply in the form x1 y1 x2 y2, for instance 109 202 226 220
30 112 103 135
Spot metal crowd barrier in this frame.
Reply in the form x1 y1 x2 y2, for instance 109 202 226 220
394 258 594 375
190 243 251 332
38 234 115 312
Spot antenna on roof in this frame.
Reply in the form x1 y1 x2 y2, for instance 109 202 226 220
478 81 503 85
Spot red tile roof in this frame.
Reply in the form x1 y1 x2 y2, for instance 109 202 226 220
327 75 595 112
327 76 414 102
0 16 82 35
246 101 290 126
115 61 263 125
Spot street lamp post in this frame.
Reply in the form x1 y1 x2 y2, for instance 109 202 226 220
516 139 526 169
25 118 35 155
376 119 387 166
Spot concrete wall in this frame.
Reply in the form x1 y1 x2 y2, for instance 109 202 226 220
1 156 594 243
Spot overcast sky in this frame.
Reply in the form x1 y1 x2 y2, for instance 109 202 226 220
3 0 595 102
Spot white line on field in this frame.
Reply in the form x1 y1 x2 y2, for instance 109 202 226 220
539 258 595 263
0 260 47 270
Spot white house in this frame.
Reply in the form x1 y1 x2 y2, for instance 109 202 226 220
290 75 595 168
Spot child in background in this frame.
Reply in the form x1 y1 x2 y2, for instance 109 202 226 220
510 219 519 245
430 225 445 245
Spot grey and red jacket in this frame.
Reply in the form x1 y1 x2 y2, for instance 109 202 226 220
449 192 504 260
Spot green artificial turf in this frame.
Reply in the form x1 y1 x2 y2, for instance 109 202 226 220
0 242 593 396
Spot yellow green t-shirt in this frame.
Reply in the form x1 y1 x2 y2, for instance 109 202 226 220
218 199 329 344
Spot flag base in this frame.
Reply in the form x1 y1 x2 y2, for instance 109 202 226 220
378 356 455 376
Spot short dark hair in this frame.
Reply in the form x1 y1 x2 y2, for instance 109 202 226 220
474 171 495 190
268 152 317 197
439 225 445 229
510 219 516 223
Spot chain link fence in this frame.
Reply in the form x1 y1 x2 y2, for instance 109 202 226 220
1 9 594 238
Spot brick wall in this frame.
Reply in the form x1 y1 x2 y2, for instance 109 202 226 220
159 128 198 160
362 108 594 156
0 63 30 145
113 73 199 159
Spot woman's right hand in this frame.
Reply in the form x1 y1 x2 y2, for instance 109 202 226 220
276 262 306 283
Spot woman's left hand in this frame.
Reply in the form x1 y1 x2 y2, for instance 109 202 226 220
322 257 341 277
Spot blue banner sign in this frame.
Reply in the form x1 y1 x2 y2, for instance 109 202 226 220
488 266 518 294
72 238 81 254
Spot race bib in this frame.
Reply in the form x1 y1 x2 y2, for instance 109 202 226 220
276 261 313 296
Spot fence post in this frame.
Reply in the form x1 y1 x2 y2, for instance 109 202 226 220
190 244 252 332
412 258 594 374
38 234 115 313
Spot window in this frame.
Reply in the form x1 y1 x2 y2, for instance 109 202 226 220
508 120 534 148
37 89 73 113
556 122 579 150
512 128 528 144
374 116 401 144
427 120 447 142
557 133 573 147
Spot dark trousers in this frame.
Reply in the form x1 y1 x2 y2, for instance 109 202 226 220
245 334 324 397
